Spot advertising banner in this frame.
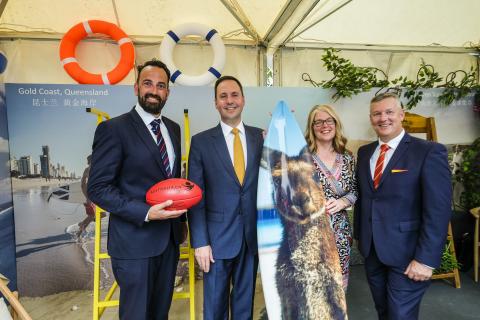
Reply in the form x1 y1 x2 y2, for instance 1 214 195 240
5 83 479 297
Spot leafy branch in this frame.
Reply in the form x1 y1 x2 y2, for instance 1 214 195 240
433 242 461 274
313 48 389 101
437 68 479 106
304 48 480 110
391 62 443 109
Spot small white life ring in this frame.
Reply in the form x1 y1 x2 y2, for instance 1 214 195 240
160 23 226 86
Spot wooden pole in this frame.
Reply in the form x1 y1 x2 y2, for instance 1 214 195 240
0 278 32 320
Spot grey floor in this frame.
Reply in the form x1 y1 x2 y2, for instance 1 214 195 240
346 265 480 320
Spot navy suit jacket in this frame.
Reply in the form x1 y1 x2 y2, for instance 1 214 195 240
187 124 263 259
354 133 452 268
88 108 183 259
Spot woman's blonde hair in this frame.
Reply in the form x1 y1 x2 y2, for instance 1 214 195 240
305 104 348 154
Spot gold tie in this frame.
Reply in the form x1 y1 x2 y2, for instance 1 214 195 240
232 128 245 184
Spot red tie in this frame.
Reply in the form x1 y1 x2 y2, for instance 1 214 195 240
373 144 390 189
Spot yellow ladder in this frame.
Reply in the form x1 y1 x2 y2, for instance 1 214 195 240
89 107 196 319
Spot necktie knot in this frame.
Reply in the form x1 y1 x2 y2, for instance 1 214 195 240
150 119 161 135
232 128 239 135
380 144 390 152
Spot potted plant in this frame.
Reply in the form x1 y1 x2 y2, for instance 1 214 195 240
444 136 480 273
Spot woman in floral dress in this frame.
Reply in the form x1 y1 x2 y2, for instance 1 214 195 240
305 104 358 290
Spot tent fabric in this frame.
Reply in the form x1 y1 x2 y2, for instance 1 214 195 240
0 40 260 85
292 0 480 48
0 0 479 86
281 48 477 87
1 0 478 46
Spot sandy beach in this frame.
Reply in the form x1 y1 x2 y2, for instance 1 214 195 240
12 178 111 297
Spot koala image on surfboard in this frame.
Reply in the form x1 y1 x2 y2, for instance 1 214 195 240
257 101 347 320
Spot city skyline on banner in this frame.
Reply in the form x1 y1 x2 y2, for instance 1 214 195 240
6 84 136 176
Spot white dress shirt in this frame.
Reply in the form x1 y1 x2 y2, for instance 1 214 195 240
220 120 247 169
369 129 405 179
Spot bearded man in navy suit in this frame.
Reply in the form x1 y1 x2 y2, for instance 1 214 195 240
188 76 263 320
354 92 452 320
88 59 187 320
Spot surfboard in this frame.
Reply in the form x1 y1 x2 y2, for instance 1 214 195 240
257 101 347 319
47 181 86 204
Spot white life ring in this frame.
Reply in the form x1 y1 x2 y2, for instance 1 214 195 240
160 23 226 86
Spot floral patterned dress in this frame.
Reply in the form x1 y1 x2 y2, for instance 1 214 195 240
312 151 357 290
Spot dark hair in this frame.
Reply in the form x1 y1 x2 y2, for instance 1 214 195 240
214 75 244 98
136 59 171 85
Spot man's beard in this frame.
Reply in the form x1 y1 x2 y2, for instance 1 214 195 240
138 93 166 115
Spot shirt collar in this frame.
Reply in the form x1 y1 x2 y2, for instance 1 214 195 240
378 129 405 150
220 120 245 137
135 103 163 127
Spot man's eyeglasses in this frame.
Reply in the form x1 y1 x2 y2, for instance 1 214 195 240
312 118 335 127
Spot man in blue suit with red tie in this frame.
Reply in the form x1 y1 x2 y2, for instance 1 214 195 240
88 59 187 320
188 76 263 320
354 92 452 319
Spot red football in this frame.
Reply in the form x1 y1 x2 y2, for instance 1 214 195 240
146 178 202 210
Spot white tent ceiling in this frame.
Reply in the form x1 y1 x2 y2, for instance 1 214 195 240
0 0 479 86
1 0 479 50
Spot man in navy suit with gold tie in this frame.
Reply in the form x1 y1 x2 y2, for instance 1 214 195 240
188 76 263 320
88 59 187 320
354 92 452 319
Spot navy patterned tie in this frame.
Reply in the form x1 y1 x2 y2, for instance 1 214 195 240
150 119 172 178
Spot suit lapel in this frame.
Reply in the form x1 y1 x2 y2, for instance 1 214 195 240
163 117 181 176
128 108 169 178
211 124 240 185
377 133 411 189
363 142 378 191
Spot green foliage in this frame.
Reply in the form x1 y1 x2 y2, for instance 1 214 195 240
437 68 480 106
319 48 389 101
456 137 480 209
391 63 443 110
306 48 480 110
434 242 461 274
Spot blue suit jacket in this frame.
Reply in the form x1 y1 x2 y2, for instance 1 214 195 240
187 124 263 259
87 108 183 259
354 133 452 268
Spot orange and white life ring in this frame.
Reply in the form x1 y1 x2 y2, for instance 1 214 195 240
59 20 135 84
